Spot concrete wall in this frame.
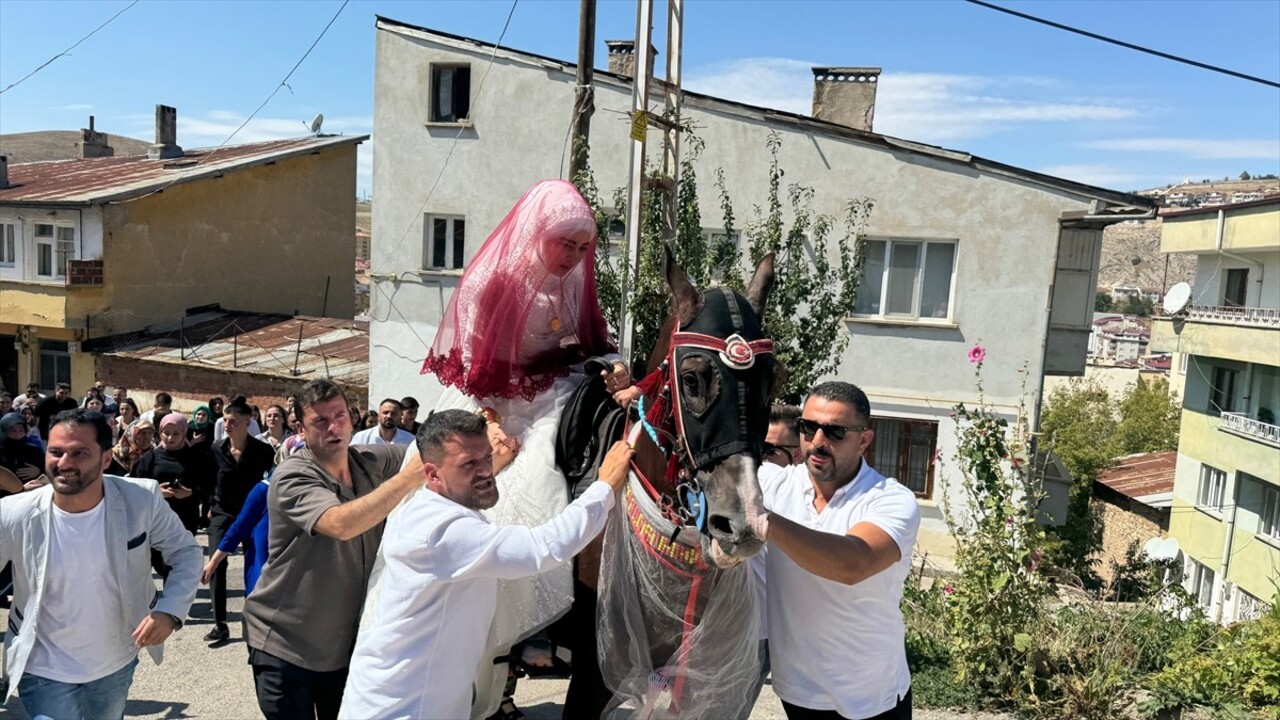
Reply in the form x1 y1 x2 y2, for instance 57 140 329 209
1163 203 1280 254
371 23 1120 551
100 148 357 334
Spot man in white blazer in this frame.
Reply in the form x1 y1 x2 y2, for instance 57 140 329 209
0 409 201 720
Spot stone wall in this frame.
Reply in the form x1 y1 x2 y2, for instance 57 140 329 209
1093 486 1170 585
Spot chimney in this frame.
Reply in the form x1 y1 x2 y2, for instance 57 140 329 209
811 67 880 132
605 40 657 80
78 115 115 158
147 104 183 160
0 156 9 190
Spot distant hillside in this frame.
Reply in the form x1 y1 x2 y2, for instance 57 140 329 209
1100 218 1195 292
356 200 371 235
0 130 151 163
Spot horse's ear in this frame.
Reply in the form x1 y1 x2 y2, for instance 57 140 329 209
664 243 702 324
746 253 775 317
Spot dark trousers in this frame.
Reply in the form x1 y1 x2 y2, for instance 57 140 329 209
782 689 911 720
207 513 233 625
249 648 347 720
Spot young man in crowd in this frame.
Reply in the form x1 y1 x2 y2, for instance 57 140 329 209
242 380 427 720
764 404 804 467
12 383 44 412
338 410 633 720
751 382 920 720
398 396 421 436
33 383 78 440
0 409 201 719
350 398 414 446
204 400 276 644
138 393 173 426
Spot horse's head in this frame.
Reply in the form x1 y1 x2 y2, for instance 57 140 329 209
653 248 780 567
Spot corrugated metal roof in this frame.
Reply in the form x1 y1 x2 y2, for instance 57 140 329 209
99 313 368 385
0 135 367 205
1096 450 1177 507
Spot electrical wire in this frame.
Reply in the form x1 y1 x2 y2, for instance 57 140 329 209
372 0 519 273
965 0 1280 89
112 0 350 206
0 0 140 96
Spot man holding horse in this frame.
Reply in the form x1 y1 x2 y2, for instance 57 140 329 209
337 409 635 720
749 381 920 720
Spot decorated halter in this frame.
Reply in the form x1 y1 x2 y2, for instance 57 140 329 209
627 289 776 536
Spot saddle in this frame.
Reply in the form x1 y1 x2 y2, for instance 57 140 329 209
555 357 628 499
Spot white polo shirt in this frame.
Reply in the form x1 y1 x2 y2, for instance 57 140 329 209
350 427 416 446
760 459 920 719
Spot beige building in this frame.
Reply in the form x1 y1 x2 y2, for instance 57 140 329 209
0 109 365 396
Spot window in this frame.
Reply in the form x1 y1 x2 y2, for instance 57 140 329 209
867 417 936 497
0 222 15 266
1196 464 1226 511
1186 559 1215 610
429 65 471 123
854 239 956 320
1261 483 1280 542
424 215 465 270
1210 366 1238 415
34 223 74 279
701 228 741 282
38 340 71 389
1222 268 1248 307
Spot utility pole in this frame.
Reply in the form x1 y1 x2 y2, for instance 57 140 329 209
568 0 596 182
619 0 684 363
619 0 655 363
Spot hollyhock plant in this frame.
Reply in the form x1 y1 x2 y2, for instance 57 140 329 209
967 344 986 365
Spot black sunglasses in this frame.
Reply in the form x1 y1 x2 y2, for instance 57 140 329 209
796 418 867 441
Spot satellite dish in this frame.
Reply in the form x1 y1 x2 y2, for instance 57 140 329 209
309 113 324 135
1163 282 1192 316
1143 536 1180 562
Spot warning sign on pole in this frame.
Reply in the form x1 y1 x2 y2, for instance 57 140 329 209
630 111 648 142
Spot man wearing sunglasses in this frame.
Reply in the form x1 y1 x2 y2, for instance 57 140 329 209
747 381 920 720
763 404 803 467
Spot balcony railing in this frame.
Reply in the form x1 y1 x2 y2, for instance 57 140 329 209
1186 304 1280 327
1219 412 1280 448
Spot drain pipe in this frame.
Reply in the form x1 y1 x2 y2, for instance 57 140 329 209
1215 475 1240 624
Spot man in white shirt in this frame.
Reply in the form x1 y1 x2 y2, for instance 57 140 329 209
137 392 173 426
0 409 202 719
338 409 633 720
749 381 920 720
350 398 415 446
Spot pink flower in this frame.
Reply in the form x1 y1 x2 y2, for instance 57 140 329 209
968 344 986 365
932 447 943 463
943 583 955 595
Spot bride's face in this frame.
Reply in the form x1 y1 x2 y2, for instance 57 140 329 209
540 226 593 277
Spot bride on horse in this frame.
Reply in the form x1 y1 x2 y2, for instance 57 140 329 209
420 178 634 718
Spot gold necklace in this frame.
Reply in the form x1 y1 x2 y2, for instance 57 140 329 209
550 273 566 331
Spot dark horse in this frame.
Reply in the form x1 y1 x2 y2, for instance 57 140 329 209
557 249 779 719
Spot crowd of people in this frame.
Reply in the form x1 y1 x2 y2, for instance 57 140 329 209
0 179 921 720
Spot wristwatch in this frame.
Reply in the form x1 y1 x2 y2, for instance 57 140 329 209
159 611 183 630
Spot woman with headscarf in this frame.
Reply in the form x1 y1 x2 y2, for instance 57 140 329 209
187 404 215 452
131 413 213 536
415 179 634 717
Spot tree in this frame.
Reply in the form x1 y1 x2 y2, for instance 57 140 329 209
1240 170 1252 181
1095 291 1114 312
1115 377 1180 455
1122 295 1154 317
576 130 874 401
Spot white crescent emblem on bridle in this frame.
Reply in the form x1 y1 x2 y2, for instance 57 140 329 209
720 334 756 370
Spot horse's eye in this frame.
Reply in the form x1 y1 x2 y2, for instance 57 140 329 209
682 373 700 395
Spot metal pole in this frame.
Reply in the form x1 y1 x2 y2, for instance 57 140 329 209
568 0 596 182
293 320 304 376
619 0 654 363
661 0 684 241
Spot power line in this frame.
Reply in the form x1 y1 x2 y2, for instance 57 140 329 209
965 0 1280 89
113 0 350 206
0 0 140 95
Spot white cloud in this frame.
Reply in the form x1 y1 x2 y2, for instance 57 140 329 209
120 110 372 147
1081 138 1280 160
49 103 93 111
683 59 1140 144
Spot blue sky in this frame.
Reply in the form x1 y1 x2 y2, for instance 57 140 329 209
1 0 1277 196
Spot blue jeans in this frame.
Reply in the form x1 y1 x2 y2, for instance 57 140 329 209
18 656 138 720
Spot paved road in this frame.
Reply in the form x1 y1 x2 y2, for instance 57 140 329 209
0 533 1006 719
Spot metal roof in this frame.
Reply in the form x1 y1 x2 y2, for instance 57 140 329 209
96 313 369 386
1096 450 1177 508
0 135 367 206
